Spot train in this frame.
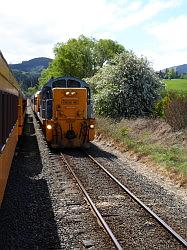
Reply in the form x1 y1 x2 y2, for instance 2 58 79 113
31 76 95 148
0 51 26 206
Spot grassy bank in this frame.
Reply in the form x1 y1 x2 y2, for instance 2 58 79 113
164 79 187 91
96 117 187 186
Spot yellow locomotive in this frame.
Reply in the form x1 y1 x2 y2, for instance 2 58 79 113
0 51 26 206
32 77 95 148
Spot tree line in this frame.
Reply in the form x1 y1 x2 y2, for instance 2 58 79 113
158 68 187 80
27 35 163 119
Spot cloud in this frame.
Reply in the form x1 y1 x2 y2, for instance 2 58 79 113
138 48 187 70
146 15 187 50
142 14 187 69
0 0 121 62
110 0 181 31
0 0 184 67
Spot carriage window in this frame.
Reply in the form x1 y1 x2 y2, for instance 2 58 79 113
0 91 18 152
2 92 7 146
67 79 81 88
0 91 2 150
52 80 66 88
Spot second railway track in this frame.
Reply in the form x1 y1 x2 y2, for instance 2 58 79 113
60 149 187 249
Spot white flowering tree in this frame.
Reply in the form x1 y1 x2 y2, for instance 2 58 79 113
88 51 163 118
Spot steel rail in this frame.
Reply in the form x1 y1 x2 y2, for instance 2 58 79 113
83 149 187 248
60 153 123 250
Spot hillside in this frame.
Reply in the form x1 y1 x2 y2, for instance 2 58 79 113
173 64 187 74
162 64 187 74
9 57 52 92
10 57 52 72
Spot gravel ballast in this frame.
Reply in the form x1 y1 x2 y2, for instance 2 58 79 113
63 149 186 249
89 140 187 242
0 107 114 249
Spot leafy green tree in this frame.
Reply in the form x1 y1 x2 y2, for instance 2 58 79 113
39 35 125 86
94 39 124 69
180 73 187 79
88 51 163 118
167 68 176 79
164 68 169 79
158 70 164 79
13 70 39 91
26 86 38 97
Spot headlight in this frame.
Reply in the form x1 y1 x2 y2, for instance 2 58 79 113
47 124 52 130
90 124 94 129
65 91 70 95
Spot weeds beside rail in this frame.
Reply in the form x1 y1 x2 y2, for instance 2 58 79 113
96 117 187 186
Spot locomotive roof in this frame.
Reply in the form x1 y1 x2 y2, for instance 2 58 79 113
41 76 90 91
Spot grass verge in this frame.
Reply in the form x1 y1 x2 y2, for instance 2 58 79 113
96 117 187 187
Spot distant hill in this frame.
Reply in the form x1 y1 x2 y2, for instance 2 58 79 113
10 57 52 73
174 64 187 74
162 64 187 74
9 57 52 92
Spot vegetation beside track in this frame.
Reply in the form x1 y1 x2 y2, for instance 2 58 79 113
95 117 187 187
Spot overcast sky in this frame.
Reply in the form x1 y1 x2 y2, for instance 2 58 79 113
0 0 187 70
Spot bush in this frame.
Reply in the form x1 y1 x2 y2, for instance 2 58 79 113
154 96 169 117
164 91 187 130
88 51 163 118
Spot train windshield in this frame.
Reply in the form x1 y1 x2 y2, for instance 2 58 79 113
52 79 81 88
67 79 81 88
52 80 66 88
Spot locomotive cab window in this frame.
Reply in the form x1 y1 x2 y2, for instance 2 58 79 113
67 79 81 88
52 80 66 88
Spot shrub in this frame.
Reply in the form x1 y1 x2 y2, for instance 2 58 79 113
88 51 163 118
164 91 187 130
154 96 169 117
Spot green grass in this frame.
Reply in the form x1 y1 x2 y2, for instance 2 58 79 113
135 144 187 174
96 117 187 178
164 79 187 91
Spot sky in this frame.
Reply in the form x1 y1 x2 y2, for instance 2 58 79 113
0 0 187 70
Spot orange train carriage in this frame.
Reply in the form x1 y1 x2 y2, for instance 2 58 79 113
31 90 41 115
0 51 26 206
31 76 95 148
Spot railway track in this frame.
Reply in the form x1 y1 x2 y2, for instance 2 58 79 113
1 107 186 249
60 149 187 249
